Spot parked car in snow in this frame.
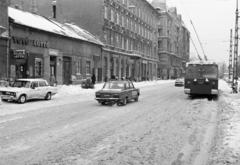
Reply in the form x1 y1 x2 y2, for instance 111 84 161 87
81 78 94 89
175 78 184 87
0 79 57 103
0 80 9 87
95 80 140 106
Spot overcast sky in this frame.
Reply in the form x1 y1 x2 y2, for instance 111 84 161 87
149 0 236 63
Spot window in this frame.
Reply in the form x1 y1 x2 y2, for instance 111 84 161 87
111 9 114 22
39 81 47 87
31 81 38 88
86 61 91 75
110 31 114 45
76 58 82 75
35 58 43 77
117 12 120 24
104 6 108 19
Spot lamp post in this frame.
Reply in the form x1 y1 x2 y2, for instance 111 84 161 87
232 0 239 93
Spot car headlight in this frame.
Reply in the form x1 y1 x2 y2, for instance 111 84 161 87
6 92 16 96
113 94 119 98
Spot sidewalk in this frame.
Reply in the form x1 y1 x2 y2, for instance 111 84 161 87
209 80 240 165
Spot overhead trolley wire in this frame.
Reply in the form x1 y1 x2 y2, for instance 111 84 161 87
190 36 202 61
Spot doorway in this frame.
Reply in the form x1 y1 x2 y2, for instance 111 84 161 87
63 56 72 85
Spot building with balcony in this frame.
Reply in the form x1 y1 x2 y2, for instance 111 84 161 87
152 0 190 79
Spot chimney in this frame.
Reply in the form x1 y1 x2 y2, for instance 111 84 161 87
30 0 38 14
52 0 57 19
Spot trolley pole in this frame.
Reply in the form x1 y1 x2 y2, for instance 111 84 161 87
229 29 233 82
232 0 239 92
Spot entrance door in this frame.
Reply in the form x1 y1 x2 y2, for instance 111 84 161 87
97 68 102 82
63 57 72 85
16 63 27 78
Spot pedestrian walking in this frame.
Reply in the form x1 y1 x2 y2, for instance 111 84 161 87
91 74 96 85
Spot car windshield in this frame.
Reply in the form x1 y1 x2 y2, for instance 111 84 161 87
12 80 31 88
103 81 125 90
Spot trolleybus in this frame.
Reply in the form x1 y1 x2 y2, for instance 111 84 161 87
184 61 219 96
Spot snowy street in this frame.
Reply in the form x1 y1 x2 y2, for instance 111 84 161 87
0 80 237 165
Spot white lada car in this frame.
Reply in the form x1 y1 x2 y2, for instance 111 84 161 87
0 79 57 103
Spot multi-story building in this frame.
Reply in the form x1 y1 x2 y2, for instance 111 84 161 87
152 0 190 79
17 0 159 81
0 0 10 80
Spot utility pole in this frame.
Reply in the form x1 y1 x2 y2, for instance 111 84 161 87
232 0 239 91
229 29 233 82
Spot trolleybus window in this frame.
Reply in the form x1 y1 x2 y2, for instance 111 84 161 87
186 64 218 79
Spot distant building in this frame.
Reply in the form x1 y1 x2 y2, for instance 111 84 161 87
1 4 103 84
152 0 190 79
17 0 159 81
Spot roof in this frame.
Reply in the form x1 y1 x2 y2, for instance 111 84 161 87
8 7 103 46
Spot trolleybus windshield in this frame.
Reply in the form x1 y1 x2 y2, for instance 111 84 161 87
186 64 218 79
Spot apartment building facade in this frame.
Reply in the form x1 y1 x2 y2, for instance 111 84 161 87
152 0 190 79
28 0 159 81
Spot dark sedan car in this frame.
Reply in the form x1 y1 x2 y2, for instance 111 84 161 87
95 80 140 106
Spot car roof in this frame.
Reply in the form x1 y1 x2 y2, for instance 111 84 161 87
17 78 47 82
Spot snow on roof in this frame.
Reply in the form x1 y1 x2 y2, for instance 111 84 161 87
8 7 103 46
64 23 103 45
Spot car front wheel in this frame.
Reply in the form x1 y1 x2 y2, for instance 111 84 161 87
45 92 52 100
122 97 127 106
134 96 139 102
18 95 26 104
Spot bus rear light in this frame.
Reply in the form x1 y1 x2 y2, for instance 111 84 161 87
205 78 209 82
194 78 197 82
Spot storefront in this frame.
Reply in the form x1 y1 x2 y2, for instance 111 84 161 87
8 7 103 84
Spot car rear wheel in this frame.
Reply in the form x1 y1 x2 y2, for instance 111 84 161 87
134 96 139 102
18 95 26 104
45 92 52 100
122 97 127 106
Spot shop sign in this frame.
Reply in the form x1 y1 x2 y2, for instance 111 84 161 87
13 50 26 59
49 49 59 56
12 36 48 48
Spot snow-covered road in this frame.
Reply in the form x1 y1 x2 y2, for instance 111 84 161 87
0 80 224 165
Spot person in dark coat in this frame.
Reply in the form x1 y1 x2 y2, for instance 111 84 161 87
91 74 96 85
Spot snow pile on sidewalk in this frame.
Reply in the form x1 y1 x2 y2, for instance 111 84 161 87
210 80 240 164
219 79 232 93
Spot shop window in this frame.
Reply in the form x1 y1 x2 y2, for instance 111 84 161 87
35 58 43 77
86 61 91 75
